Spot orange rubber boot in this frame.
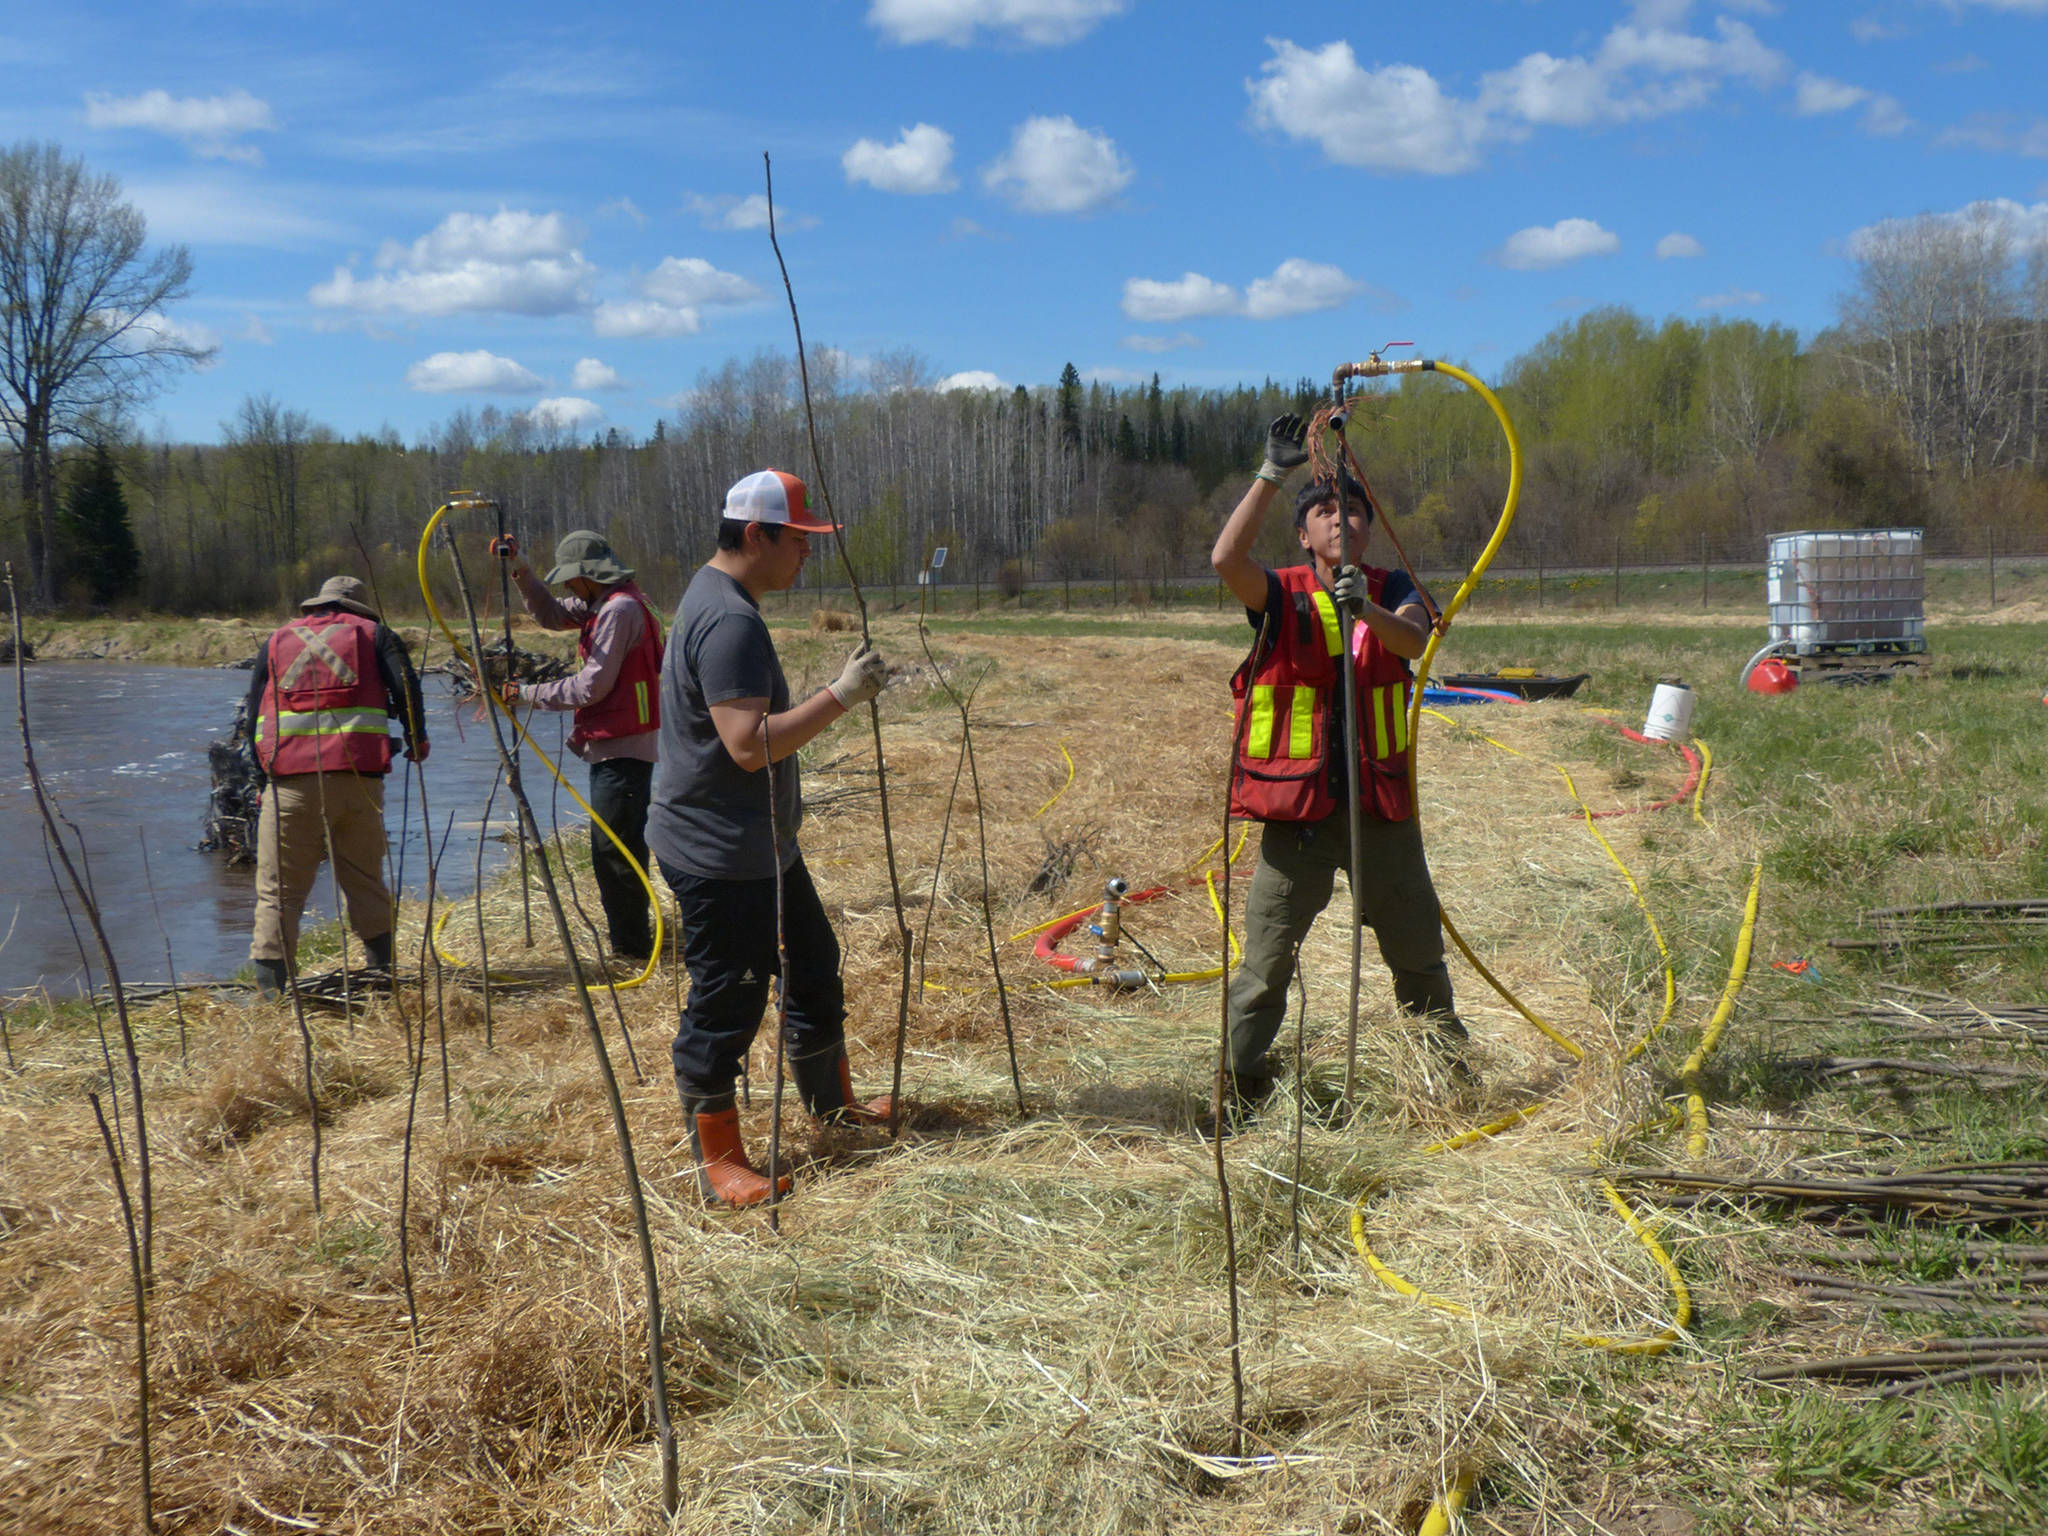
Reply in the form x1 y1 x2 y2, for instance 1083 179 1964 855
685 1102 791 1207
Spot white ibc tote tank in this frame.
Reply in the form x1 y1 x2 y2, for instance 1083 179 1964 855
1765 529 1925 654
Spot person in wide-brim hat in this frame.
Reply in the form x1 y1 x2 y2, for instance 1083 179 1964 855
299 574 381 622
542 530 635 587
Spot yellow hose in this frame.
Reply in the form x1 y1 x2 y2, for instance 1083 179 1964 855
1032 739 1075 819
416 499 664 991
1681 858 1764 1157
1691 739 1713 825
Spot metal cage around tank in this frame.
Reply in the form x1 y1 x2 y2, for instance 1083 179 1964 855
1765 528 1927 656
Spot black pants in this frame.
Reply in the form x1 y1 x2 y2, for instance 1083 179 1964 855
659 853 847 1100
588 758 654 959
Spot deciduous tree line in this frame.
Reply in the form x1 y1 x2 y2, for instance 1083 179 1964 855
4 139 2045 613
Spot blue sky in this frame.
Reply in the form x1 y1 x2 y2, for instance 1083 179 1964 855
7 0 2047 444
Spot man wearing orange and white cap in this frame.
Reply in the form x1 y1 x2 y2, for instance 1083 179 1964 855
650 469 892 1208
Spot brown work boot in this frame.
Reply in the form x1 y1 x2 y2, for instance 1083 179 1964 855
682 1095 791 1207
792 1048 894 1127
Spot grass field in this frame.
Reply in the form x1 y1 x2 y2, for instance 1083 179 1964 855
2 603 2044 1534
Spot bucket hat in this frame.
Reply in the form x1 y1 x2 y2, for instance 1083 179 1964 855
300 575 381 621
722 469 841 533
542 530 634 586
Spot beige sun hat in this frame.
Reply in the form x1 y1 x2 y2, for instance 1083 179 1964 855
300 575 380 621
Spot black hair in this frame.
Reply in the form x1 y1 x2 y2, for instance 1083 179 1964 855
716 517 785 551
1292 470 1374 530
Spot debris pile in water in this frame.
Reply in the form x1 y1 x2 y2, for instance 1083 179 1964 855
436 636 572 701
201 699 262 864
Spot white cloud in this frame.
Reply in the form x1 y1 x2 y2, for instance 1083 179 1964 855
571 358 624 391
867 0 1128 47
1084 366 1150 385
1243 258 1364 320
937 369 1011 392
1696 289 1766 309
843 124 958 194
1850 17 1911 42
1249 41 1483 174
982 115 1133 214
1250 19 1787 176
1938 114 2048 158
1848 199 2048 257
1656 232 1705 259
311 207 595 317
1496 218 1621 270
948 216 1001 239
238 312 274 345
1120 272 1240 323
116 309 221 366
688 192 815 231
642 256 761 307
592 300 702 338
83 87 276 163
1122 332 1203 353
404 350 544 394
1861 95 1911 136
126 177 350 249
526 397 605 432
1794 72 1867 115
597 197 647 226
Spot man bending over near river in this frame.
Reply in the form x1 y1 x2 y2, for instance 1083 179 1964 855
245 575 428 997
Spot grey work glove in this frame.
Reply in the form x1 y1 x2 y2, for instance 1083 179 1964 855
1333 564 1370 617
1257 413 1309 483
827 641 888 709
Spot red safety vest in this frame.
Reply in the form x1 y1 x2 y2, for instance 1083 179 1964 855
1229 564 1416 824
568 582 665 755
255 611 395 776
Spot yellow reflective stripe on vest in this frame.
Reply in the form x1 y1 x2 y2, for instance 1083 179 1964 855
272 706 391 737
1370 686 1391 758
634 679 649 725
1392 683 1410 752
1287 684 1314 758
1309 589 1344 657
1247 684 1276 758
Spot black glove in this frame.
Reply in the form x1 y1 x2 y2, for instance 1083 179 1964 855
1333 564 1369 617
1258 414 1309 483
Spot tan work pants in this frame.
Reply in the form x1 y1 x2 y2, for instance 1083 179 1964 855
250 772 393 963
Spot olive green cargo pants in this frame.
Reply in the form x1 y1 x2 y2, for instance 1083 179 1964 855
1226 804 1463 1080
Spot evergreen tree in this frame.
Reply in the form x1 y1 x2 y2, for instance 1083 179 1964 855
1056 362 1082 450
58 441 141 605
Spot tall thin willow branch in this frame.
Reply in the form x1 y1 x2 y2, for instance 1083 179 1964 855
764 153 915 1135
136 834 187 1062
914 622 1023 1112
1290 950 1307 1264
473 760 502 1047
446 533 678 1515
12 565 153 1286
398 808 455 1347
44 830 123 1157
544 725 643 1082
88 1091 154 1534
765 714 789 1233
493 510 534 948
915 736 968 998
1212 620 1270 1457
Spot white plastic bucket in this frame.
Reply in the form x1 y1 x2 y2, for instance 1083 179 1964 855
1642 682 1695 742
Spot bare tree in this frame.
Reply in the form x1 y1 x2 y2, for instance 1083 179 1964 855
1839 205 2027 479
0 142 212 603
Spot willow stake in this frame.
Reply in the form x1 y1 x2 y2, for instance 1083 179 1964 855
764 153 916 1134
446 531 679 1514
12 566 153 1286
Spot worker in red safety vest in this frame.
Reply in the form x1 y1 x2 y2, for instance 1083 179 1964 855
244 575 429 998
1207 414 1466 1134
497 530 664 964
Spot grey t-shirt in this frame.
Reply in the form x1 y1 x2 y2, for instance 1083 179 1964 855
648 564 801 880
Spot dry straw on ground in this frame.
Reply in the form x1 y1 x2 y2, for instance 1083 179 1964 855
1 620 1772 1534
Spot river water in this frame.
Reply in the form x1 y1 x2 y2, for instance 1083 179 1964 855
0 663 582 995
